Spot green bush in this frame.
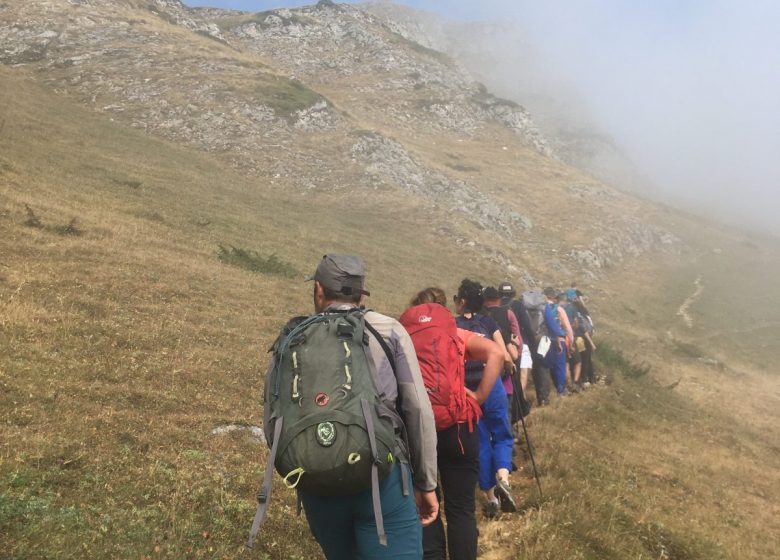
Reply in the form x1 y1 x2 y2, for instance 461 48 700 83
672 340 704 359
23 205 83 236
50 218 83 236
217 245 297 277
23 204 42 228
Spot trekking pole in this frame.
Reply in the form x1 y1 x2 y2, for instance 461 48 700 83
513 378 543 500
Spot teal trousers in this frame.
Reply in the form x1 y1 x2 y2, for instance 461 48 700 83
301 464 422 559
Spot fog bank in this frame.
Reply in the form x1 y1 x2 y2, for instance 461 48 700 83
408 0 780 235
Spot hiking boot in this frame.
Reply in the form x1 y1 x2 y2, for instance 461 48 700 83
571 384 582 394
583 382 591 388
484 500 500 520
494 480 517 513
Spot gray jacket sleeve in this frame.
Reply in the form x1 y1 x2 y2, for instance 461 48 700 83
366 312 438 492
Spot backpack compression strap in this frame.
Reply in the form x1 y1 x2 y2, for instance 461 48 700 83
360 398 387 547
247 417 284 549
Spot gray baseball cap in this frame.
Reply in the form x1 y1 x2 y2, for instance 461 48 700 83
305 254 370 297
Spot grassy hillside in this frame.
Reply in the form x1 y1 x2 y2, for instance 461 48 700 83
0 66 515 558
2 52 779 560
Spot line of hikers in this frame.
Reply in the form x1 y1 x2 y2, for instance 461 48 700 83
249 254 599 560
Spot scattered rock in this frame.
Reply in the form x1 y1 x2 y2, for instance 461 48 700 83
211 424 266 444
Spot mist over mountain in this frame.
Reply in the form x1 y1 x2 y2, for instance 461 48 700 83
378 0 780 236
360 3 651 194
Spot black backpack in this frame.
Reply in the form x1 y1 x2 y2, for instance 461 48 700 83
456 313 496 390
485 304 512 346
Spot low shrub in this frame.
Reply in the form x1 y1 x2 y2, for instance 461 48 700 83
50 218 83 237
217 245 297 277
672 340 704 359
23 204 42 228
23 206 83 236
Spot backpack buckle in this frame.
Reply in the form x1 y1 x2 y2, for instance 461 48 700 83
337 321 355 338
257 487 268 504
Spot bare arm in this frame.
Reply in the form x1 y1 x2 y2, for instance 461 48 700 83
466 335 504 404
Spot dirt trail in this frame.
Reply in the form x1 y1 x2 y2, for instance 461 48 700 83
677 275 703 328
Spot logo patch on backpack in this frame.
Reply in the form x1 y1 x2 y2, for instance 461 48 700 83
316 421 336 447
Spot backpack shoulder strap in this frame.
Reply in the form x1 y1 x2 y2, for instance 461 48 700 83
364 317 396 374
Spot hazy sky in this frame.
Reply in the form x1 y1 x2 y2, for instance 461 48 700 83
185 1 780 235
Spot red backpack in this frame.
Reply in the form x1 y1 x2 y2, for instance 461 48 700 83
400 303 469 431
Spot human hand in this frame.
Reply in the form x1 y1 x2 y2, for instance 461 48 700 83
414 489 439 527
465 388 478 402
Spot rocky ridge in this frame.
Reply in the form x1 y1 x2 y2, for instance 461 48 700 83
216 2 553 155
0 0 680 280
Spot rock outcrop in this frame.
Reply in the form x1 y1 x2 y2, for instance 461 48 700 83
351 132 532 237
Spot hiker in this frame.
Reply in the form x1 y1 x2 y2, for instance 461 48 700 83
482 286 530 420
542 287 568 396
401 287 504 560
504 284 551 407
559 292 582 392
497 282 535 396
573 299 597 386
254 255 438 559
454 279 517 518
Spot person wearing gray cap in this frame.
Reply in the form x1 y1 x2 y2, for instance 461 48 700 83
262 254 438 559
304 254 373 300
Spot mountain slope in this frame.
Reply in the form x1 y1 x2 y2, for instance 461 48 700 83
1 2 779 560
0 0 681 283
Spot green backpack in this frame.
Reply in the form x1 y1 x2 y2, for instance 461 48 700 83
248 309 399 549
